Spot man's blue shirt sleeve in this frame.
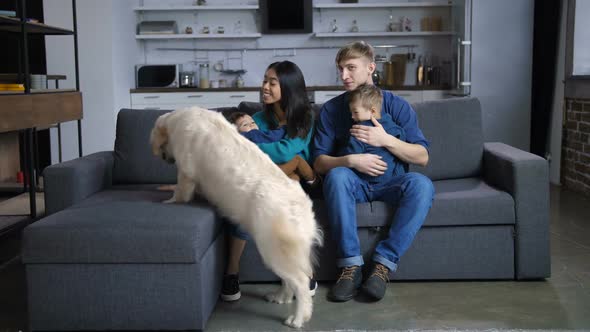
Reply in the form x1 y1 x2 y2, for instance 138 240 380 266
384 93 430 151
312 103 337 164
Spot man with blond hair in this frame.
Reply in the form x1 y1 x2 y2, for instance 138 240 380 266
313 41 435 302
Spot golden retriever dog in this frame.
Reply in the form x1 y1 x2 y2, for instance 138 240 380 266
150 106 322 328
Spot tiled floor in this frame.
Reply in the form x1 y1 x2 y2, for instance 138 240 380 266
1 185 589 331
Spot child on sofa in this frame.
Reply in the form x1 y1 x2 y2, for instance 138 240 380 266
228 111 318 185
345 84 407 184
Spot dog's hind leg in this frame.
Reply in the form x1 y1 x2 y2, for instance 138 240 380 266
283 271 313 328
265 279 294 304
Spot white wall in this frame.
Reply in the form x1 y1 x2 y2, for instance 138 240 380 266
43 0 77 163
44 0 140 163
43 0 536 162
471 0 534 151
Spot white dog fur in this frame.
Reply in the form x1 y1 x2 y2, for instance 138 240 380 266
150 106 323 328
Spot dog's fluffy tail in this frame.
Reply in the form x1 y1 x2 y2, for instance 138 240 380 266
259 214 322 279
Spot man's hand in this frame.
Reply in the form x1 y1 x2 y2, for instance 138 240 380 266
349 153 388 176
350 116 391 147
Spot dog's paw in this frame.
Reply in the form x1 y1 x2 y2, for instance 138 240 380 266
265 291 293 304
284 315 303 329
162 197 176 204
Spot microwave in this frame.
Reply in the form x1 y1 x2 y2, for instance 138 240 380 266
135 64 179 88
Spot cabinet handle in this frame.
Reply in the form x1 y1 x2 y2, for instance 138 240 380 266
230 95 246 98
144 107 161 110
396 93 412 97
143 96 160 99
187 95 203 98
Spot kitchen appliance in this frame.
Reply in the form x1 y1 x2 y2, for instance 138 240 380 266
391 54 407 86
372 70 381 86
137 21 178 35
180 72 195 88
383 61 395 86
450 0 471 96
260 0 312 34
135 64 179 88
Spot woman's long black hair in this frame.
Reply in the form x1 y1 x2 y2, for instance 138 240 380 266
263 61 313 139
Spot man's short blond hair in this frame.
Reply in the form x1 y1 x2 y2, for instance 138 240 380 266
349 84 382 112
335 41 375 64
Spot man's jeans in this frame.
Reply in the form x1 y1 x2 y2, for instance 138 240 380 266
323 167 435 272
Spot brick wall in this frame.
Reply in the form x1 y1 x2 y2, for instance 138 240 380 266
562 99 590 196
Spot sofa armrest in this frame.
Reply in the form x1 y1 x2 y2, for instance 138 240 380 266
43 151 114 215
483 142 550 279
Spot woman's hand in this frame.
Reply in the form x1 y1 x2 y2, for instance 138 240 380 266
348 153 388 177
350 117 390 147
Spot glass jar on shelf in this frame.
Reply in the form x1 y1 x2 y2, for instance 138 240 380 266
199 64 210 88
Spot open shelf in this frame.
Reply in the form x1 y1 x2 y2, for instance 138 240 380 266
0 15 73 35
134 5 259 11
0 88 77 95
313 2 451 9
136 33 261 39
314 31 454 38
0 92 83 133
0 181 23 192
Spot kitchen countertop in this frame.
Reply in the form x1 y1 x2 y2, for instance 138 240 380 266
130 85 451 93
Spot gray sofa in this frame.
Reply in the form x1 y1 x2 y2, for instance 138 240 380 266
21 97 550 331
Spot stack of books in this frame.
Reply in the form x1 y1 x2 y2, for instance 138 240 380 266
0 83 25 93
0 10 17 17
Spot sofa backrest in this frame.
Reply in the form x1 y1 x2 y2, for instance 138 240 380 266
112 107 237 184
113 109 177 184
112 97 482 184
409 97 483 180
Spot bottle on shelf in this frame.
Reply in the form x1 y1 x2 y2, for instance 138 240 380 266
234 20 242 34
350 20 359 33
416 55 424 86
235 74 245 88
199 64 210 88
424 55 433 86
330 19 338 33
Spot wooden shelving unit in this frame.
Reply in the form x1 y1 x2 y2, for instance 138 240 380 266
0 1 82 221
0 15 74 34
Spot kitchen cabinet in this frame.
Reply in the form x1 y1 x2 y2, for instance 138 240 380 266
130 91 260 109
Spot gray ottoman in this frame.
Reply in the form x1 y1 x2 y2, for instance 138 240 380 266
22 199 225 331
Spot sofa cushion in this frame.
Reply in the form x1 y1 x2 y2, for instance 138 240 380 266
410 98 484 181
314 178 514 228
22 198 221 264
237 101 263 115
113 108 177 184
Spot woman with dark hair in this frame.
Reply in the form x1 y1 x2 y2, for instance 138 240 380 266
257 60 314 163
221 60 318 302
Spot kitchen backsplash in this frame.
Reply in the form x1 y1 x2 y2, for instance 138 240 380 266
137 0 455 87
